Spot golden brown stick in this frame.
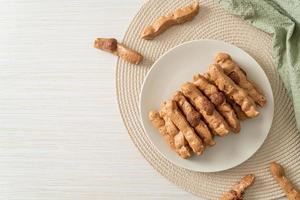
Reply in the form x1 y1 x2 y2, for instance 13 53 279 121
161 113 178 138
225 95 248 121
269 162 300 200
149 111 175 149
181 82 230 136
149 110 192 159
193 74 240 133
159 110 192 159
140 2 199 40
94 38 143 64
161 100 204 155
173 91 215 146
203 72 248 121
173 131 193 159
220 174 255 200
215 53 266 107
208 64 259 118
162 115 192 159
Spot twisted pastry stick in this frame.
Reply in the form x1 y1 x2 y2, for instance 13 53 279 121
161 100 204 155
193 74 240 133
208 64 259 118
173 91 215 146
141 2 199 40
94 38 143 64
215 53 266 107
203 72 248 121
220 174 255 200
160 110 192 158
270 162 300 200
225 95 248 121
181 82 230 136
149 110 191 158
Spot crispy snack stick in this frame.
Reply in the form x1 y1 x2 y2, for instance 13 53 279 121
270 162 300 200
193 74 240 133
215 53 267 107
149 110 191 158
225 95 248 121
203 72 248 121
173 131 193 159
208 64 259 118
161 100 204 155
140 2 199 40
220 174 255 200
94 38 143 64
149 111 175 149
181 82 230 136
159 110 192 159
173 91 215 146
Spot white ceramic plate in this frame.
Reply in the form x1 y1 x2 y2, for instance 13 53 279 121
139 39 274 172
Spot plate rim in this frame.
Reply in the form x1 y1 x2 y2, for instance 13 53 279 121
139 39 274 172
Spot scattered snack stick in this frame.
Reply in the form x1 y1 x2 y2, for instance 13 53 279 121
173 91 215 146
140 2 199 40
94 38 143 64
193 74 240 133
149 110 192 158
181 82 230 136
161 100 204 155
215 53 267 107
208 64 259 118
269 162 300 200
220 174 255 200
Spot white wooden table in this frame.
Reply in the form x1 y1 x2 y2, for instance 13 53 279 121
0 0 199 199
0 1 287 199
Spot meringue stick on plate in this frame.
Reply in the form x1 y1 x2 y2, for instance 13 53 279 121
193 74 240 133
201 72 248 121
225 95 248 121
161 100 204 155
208 64 259 118
215 53 267 107
173 91 215 146
159 109 192 159
181 82 230 136
149 110 192 159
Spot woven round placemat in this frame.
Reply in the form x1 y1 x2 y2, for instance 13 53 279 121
116 0 300 199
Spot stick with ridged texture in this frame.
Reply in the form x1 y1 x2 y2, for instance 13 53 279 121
181 82 230 136
149 110 192 159
269 162 300 200
161 100 204 155
173 91 215 146
160 111 192 159
219 174 255 200
193 74 240 133
215 52 266 107
94 38 143 65
208 64 259 118
140 2 199 40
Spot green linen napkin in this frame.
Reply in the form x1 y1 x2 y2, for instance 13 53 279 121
218 0 300 129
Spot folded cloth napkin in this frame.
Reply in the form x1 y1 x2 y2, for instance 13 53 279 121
218 0 300 130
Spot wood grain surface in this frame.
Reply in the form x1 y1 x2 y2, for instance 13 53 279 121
0 0 286 199
0 0 200 199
